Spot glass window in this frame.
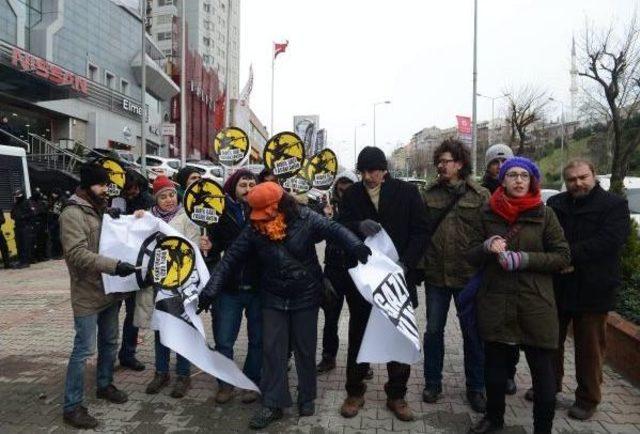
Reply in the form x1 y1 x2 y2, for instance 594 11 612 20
120 79 129 95
146 157 161 167
87 63 99 81
157 32 172 41
167 161 181 170
156 15 171 25
105 71 115 89
158 0 174 6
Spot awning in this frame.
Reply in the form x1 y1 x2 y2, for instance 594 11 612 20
130 53 180 101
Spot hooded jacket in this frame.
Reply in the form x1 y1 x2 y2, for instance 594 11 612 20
60 194 119 316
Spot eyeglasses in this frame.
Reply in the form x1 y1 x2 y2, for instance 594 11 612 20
436 158 455 166
505 172 530 180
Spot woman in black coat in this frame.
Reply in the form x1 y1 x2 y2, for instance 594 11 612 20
198 182 370 430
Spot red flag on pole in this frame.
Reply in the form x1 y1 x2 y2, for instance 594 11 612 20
274 40 289 59
456 115 472 135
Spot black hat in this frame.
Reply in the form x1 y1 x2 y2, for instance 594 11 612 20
175 166 200 190
80 164 110 189
356 146 387 171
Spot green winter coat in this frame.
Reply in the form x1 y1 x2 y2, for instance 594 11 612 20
422 178 490 288
466 204 571 349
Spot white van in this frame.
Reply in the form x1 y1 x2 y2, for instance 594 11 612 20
0 144 31 255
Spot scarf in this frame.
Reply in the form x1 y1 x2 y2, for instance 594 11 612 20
489 186 542 224
226 195 246 226
366 184 381 211
151 204 181 223
75 187 107 213
252 212 287 241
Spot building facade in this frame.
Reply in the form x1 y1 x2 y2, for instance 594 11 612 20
0 0 178 156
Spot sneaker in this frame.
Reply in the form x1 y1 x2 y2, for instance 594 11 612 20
316 357 336 373
386 398 415 421
248 406 283 430
340 395 365 418
422 385 442 403
467 390 487 413
524 387 534 402
568 403 596 420
145 372 170 394
96 384 128 404
215 384 234 404
170 375 191 399
120 357 145 371
505 378 517 395
63 405 98 429
241 390 260 404
364 367 374 380
468 416 504 433
299 401 315 417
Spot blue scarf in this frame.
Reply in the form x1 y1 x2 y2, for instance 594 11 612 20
225 195 246 226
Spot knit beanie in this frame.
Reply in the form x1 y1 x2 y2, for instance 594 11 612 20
485 143 514 167
498 157 541 183
223 168 256 200
80 164 110 189
246 181 283 221
356 146 388 171
152 175 176 197
175 166 201 191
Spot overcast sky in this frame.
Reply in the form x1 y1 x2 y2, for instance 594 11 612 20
239 0 637 169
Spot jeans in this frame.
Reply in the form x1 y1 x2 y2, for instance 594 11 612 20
424 285 484 392
154 331 190 376
485 341 556 433
261 307 318 408
63 303 120 411
212 290 262 386
117 295 139 363
555 311 607 410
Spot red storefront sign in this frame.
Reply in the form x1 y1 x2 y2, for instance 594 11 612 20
11 47 89 95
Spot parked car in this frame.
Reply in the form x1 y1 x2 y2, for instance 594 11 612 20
137 155 181 180
399 177 427 190
541 189 560 204
185 161 224 183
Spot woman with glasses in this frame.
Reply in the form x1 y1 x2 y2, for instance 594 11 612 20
466 157 570 434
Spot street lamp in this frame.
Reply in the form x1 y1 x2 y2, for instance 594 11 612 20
373 100 391 147
353 122 366 168
476 93 510 145
548 97 565 181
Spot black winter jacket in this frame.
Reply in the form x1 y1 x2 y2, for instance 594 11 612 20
547 184 630 313
203 206 364 310
339 177 427 268
208 197 260 293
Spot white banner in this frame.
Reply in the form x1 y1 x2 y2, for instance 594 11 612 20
99 214 259 392
348 230 422 364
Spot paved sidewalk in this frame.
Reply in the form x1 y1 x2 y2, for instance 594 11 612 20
1 259 639 433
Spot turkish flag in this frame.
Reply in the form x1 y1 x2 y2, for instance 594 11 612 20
274 40 289 59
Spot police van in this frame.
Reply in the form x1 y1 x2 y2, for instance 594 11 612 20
0 144 31 255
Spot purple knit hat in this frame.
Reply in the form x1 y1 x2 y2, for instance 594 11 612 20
498 156 541 183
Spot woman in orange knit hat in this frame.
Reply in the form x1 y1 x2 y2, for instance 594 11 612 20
198 181 371 430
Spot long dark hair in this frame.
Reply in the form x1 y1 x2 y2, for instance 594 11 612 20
433 138 472 179
278 192 300 222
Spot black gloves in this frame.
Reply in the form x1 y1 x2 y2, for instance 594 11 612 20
354 244 372 265
115 261 136 277
358 219 382 237
196 292 215 314
105 208 121 219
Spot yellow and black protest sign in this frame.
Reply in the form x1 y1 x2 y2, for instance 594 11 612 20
183 178 225 227
151 236 195 290
302 148 338 190
213 127 250 167
263 131 305 179
97 157 126 197
283 174 311 194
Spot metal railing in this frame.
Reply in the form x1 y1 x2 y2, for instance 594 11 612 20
0 128 30 152
28 133 86 175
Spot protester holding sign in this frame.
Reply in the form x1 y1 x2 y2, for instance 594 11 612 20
466 157 570 434
60 164 137 429
338 146 428 422
198 182 370 430
133 176 212 399
207 169 262 405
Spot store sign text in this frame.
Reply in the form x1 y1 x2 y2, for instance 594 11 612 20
11 47 89 95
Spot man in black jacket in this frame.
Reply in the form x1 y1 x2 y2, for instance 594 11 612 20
11 188 36 268
547 158 630 421
208 168 262 405
338 146 428 422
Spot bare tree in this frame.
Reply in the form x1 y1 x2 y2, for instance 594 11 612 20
579 16 640 194
504 85 549 155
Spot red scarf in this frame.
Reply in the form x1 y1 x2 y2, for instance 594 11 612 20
489 186 542 224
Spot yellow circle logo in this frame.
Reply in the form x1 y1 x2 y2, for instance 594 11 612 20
213 127 250 167
302 149 338 190
151 236 195 290
183 179 226 227
97 157 126 197
263 131 305 179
